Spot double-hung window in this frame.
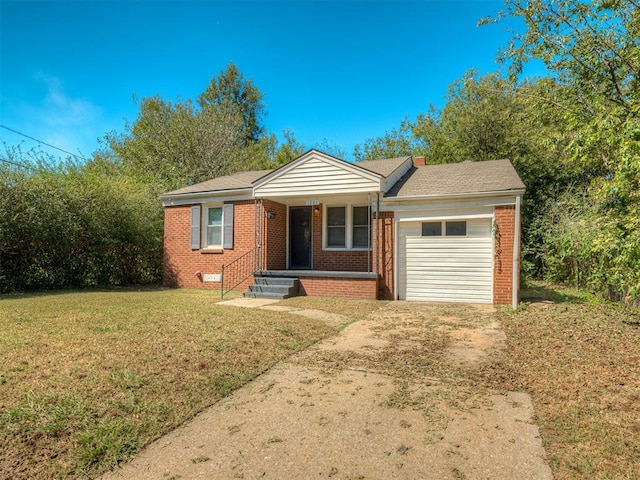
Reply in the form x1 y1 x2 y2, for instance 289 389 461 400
327 206 346 248
325 204 371 249
352 206 371 248
206 207 223 248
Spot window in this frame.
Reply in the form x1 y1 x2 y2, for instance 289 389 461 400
446 221 467 236
327 207 346 247
325 204 372 250
352 206 371 248
206 207 223 247
421 222 442 236
421 220 467 237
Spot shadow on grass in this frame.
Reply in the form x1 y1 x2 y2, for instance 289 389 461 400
520 281 596 305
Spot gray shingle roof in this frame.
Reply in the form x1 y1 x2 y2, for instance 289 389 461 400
163 170 272 196
385 159 525 198
353 156 411 177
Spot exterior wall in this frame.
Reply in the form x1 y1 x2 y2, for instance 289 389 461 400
163 200 257 290
374 211 395 299
493 205 517 304
298 276 378 299
262 200 287 270
311 204 370 272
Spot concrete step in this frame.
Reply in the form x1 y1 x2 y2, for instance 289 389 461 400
254 277 298 287
243 291 293 300
245 276 299 300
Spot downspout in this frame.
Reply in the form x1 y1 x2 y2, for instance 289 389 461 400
375 193 380 275
367 193 371 273
512 194 522 310
393 216 398 300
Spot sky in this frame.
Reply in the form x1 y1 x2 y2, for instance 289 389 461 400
0 0 535 162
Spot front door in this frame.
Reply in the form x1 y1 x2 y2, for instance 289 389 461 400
289 207 312 269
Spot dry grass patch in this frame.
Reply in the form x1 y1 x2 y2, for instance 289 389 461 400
277 296 385 322
498 283 640 479
0 288 335 479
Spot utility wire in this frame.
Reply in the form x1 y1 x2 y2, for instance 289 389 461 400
0 124 87 160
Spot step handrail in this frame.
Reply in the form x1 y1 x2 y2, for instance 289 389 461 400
220 246 260 300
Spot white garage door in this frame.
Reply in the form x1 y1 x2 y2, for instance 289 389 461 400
399 219 493 303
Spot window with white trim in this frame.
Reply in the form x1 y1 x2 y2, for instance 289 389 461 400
421 220 467 237
352 205 371 248
206 206 223 247
325 204 372 250
327 206 346 247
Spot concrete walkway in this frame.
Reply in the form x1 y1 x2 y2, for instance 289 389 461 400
102 300 553 480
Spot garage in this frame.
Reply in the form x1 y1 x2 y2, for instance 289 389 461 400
398 218 494 303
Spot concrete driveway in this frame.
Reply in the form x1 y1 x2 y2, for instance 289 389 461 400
103 300 552 480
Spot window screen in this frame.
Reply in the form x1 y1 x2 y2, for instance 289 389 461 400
327 206 346 247
446 221 467 236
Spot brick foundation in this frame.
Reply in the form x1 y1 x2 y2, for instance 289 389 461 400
298 276 378 299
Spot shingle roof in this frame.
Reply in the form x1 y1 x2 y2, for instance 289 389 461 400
385 159 525 198
163 169 272 196
353 156 411 177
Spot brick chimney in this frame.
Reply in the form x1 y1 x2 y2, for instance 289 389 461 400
413 156 426 167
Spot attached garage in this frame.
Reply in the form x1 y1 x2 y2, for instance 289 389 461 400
398 218 494 303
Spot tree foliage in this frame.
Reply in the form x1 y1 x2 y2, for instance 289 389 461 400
107 63 274 192
0 148 162 292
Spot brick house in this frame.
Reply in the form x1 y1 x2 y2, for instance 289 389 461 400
161 150 525 307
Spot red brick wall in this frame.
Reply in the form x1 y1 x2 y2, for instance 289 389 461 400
262 200 287 270
373 211 394 299
163 200 257 290
493 205 519 305
298 276 378 299
311 204 370 272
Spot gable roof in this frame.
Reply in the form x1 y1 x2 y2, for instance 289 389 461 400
385 159 525 198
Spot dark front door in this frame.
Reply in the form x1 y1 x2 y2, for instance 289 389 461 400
289 207 312 269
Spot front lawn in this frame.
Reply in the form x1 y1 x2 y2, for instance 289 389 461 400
0 289 335 479
499 284 640 479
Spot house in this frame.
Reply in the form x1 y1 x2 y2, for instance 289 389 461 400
161 150 525 307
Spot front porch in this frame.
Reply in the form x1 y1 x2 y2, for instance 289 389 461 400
246 270 380 300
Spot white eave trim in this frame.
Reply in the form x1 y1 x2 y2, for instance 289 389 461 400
161 188 253 206
382 189 526 204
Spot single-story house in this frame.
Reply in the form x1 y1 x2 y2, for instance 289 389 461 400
161 150 525 307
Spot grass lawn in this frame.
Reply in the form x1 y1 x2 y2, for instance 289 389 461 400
499 283 640 479
0 288 335 479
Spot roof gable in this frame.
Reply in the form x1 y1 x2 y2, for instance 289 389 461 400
253 150 384 197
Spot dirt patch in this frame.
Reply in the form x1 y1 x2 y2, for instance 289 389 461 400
103 301 552 480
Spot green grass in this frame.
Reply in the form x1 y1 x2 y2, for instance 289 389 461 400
499 282 640 479
0 289 335 479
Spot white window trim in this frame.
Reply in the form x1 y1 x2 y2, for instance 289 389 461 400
202 203 224 250
323 203 372 251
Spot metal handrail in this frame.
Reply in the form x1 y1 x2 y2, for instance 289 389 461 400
220 246 260 300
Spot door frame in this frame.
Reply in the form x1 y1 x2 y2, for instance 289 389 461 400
287 206 313 269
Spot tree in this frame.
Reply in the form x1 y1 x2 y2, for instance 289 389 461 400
486 0 640 301
107 65 272 191
198 62 266 146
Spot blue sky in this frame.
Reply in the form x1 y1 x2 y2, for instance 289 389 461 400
1 1 530 162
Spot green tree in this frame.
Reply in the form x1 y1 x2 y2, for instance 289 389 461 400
107 64 272 191
488 0 640 300
198 62 266 145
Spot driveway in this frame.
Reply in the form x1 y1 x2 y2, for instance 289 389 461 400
103 301 552 480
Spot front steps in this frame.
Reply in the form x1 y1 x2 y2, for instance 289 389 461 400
243 276 299 300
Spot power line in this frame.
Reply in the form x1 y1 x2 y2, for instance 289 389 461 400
0 124 87 160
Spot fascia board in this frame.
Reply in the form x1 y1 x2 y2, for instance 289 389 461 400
382 189 526 204
161 189 254 206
